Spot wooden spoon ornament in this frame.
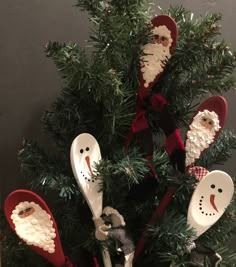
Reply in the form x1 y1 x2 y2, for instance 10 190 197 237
185 96 228 169
70 133 112 267
126 14 179 156
186 170 234 266
185 97 230 235
70 133 103 219
187 170 234 237
134 96 228 260
138 14 178 100
185 96 228 189
4 189 74 267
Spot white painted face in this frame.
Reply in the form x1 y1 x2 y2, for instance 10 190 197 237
187 170 234 237
70 133 103 218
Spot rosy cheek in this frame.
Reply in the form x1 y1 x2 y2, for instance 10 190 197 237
161 40 169 47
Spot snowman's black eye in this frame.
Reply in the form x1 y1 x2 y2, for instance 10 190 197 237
80 149 84 154
86 147 90 151
211 184 215 189
218 188 223 193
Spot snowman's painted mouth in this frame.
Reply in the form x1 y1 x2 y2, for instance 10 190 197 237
80 171 95 183
199 196 216 216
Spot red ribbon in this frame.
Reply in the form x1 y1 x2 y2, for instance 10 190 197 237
165 129 185 155
125 93 167 149
93 257 99 267
63 256 99 267
134 187 176 260
64 256 77 267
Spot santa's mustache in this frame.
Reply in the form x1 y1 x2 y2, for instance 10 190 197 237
140 43 171 88
141 43 170 61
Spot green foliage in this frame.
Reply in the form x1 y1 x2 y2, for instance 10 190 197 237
2 2 236 267
141 212 196 266
197 130 236 168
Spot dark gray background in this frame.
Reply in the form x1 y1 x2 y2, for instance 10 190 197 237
0 0 235 209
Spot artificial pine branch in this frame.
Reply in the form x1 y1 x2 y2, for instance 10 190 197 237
196 130 236 168
154 8 236 105
45 41 89 90
18 140 80 199
3 2 236 266
138 212 196 266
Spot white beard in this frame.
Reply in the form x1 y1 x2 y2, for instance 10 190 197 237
140 43 171 88
185 114 219 167
11 201 56 254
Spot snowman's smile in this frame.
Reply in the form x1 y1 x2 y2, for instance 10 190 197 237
198 195 217 216
198 183 223 216
210 194 218 212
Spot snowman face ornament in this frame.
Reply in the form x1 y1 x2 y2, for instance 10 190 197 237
70 133 103 218
187 170 234 237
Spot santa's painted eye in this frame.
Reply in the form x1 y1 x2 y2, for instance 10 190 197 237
25 207 32 213
161 36 167 41
86 147 90 151
218 188 223 193
80 149 84 154
154 34 159 39
208 120 213 125
202 117 207 122
18 210 24 216
211 184 215 189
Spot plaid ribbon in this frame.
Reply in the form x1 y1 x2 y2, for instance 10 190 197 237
188 166 209 182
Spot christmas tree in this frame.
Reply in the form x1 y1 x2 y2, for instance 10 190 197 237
1 1 236 266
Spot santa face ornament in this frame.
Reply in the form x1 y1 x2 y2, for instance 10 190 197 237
187 170 234 237
138 15 178 99
185 96 228 168
140 25 173 88
185 110 221 167
4 190 66 267
11 201 56 253
70 133 103 218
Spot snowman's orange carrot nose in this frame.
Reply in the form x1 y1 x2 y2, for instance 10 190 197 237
85 156 93 174
210 194 218 212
